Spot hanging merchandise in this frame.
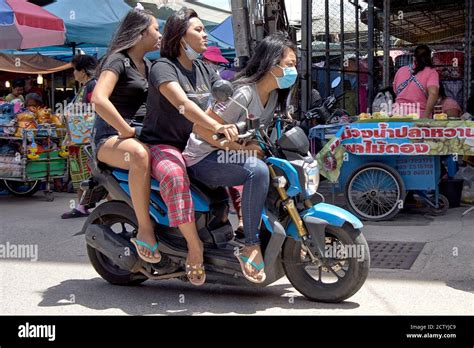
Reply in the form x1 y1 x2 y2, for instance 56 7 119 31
0 101 68 200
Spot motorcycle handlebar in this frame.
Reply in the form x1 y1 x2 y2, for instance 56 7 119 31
212 130 255 147
211 120 251 142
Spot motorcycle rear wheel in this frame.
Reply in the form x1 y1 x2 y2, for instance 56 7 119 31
85 201 148 286
282 225 370 303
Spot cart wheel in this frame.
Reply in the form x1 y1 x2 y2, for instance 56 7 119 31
3 180 41 197
345 162 406 221
44 190 55 202
429 194 449 216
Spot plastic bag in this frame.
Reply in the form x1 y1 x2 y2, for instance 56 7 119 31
455 166 474 183
455 166 474 203
372 91 393 113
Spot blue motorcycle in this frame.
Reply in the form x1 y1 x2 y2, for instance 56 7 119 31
81 81 369 303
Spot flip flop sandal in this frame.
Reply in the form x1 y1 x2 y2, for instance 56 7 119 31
186 262 206 286
236 253 266 284
61 208 90 219
130 238 162 264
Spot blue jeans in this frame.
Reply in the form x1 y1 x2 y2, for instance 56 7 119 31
187 151 269 245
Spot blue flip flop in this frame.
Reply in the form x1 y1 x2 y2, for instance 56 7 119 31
237 254 266 283
131 238 162 264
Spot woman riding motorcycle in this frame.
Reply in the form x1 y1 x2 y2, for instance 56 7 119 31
138 8 238 286
182 32 298 283
91 6 162 263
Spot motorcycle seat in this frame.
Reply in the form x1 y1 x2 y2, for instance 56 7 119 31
189 176 229 204
109 167 229 205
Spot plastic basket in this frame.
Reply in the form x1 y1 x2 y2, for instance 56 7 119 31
26 151 67 179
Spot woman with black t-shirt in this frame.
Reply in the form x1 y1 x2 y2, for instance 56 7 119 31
91 6 163 264
139 8 238 286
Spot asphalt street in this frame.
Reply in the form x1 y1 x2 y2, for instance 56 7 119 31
0 192 473 315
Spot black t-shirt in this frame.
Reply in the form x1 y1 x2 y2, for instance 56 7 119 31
139 57 220 151
101 51 151 121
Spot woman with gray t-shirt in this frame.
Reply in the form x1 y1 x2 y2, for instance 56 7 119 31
183 32 298 283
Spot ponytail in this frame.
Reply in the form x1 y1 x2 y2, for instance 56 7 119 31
413 44 433 75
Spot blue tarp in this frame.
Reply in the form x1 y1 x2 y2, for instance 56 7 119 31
0 1 233 62
0 0 162 61
44 0 133 46
207 16 235 61
0 0 14 25
0 45 108 61
209 16 234 48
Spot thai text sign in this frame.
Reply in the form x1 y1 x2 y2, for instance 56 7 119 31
316 120 474 182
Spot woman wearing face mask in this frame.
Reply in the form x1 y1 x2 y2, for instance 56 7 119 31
91 5 163 263
182 32 298 283
139 8 238 286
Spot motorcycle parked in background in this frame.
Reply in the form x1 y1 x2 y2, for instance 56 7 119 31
303 77 352 125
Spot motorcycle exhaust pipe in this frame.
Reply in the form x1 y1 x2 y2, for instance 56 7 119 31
85 224 142 273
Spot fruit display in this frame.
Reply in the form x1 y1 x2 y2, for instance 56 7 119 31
372 111 389 119
406 113 420 120
357 112 422 121
433 113 448 120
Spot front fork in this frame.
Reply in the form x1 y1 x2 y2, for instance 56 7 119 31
268 166 324 262
268 165 306 236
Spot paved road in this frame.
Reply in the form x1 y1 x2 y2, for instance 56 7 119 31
0 192 473 315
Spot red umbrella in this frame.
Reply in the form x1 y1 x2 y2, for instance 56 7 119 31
0 0 65 49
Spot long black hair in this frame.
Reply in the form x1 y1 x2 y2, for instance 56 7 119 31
72 55 98 78
96 8 154 74
439 82 447 99
160 8 199 59
233 31 297 113
413 44 433 75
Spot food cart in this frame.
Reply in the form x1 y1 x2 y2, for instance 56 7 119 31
0 105 68 201
313 118 474 221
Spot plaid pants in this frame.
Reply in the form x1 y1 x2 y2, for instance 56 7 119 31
149 144 194 227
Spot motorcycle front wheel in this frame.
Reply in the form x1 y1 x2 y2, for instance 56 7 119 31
282 225 370 303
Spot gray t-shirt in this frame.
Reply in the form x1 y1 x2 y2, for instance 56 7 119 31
182 83 278 166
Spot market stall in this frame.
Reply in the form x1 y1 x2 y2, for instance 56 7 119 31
0 102 68 200
314 117 474 221
0 53 72 200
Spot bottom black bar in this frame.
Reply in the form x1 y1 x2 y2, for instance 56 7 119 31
0 316 472 346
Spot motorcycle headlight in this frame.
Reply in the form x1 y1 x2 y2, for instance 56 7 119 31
303 162 320 197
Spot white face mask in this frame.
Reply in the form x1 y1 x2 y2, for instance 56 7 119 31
181 39 200 61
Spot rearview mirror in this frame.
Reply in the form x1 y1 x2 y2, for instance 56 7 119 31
211 80 234 103
331 76 342 89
